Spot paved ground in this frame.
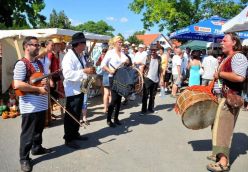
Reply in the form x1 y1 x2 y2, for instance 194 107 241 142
0 93 248 172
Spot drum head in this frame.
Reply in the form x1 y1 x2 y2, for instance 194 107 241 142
182 100 218 130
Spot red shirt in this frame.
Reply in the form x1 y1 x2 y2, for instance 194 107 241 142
47 52 59 73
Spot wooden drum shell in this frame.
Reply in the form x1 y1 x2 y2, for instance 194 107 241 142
176 89 218 130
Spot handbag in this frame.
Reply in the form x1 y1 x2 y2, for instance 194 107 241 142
225 90 244 108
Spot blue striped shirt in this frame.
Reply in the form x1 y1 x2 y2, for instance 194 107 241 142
13 61 48 115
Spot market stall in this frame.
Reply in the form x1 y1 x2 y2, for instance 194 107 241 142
0 28 111 94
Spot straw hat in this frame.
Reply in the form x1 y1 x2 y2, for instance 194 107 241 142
52 37 61 44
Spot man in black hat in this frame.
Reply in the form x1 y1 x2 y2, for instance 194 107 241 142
141 45 163 115
62 32 95 149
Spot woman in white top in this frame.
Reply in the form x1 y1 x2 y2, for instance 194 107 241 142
101 36 129 127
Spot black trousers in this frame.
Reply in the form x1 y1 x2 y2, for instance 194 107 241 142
20 111 46 161
107 90 122 122
142 78 158 112
64 93 84 142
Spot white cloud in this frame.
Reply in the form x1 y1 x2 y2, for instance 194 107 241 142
106 16 116 21
120 17 128 23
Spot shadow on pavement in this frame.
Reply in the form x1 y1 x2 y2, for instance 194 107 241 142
32 113 162 166
188 132 248 165
155 103 175 112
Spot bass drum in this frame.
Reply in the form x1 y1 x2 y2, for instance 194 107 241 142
176 89 218 130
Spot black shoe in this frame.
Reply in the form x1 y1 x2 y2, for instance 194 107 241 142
75 135 89 141
107 121 116 128
31 147 52 155
20 160 32 172
148 109 154 113
114 119 122 125
65 141 80 149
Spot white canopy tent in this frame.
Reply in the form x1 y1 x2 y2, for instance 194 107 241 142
0 28 111 93
222 6 248 32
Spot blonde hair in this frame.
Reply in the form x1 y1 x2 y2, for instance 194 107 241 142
108 38 114 50
112 36 123 43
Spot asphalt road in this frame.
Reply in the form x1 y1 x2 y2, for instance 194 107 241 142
0 94 247 172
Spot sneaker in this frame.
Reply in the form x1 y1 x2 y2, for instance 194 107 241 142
20 160 32 172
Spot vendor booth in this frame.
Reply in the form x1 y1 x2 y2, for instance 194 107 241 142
0 28 111 94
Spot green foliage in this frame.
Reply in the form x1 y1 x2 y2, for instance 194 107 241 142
47 9 71 29
73 20 115 37
126 31 144 45
129 0 248 33
0 0 46 29
117 33 125 40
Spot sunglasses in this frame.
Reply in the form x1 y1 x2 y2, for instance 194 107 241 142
28 43 40 48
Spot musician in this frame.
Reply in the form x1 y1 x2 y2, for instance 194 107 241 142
101 36 129 127
62 32 95 149
207 32 248 172
13 36 52 172
141 45 163 115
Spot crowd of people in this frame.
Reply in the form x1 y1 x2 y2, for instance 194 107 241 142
12 32 248 172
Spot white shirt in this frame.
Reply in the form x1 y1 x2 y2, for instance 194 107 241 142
181 52 189 75
202 55 218 80
133 51 147 66
62 49 87 97
101 49 128 77
172 55 182 75
147 58 159 83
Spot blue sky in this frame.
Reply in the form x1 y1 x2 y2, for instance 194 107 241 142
41 0 162 38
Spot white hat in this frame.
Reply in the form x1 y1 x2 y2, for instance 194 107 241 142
131 43 136 47
138 44 144 48
124 41 130 45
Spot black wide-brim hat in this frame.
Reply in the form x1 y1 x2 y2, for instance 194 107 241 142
150 44 158 50
70 32 86 44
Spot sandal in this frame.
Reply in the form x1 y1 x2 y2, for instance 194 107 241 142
207 154 217 162
207 162 230 172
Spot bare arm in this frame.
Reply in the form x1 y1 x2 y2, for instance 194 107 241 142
13 80 48 95
219 71 245 82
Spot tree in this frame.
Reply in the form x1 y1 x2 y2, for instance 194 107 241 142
117 33 125 40
0 0 46 29
47 9 71 29
129 0 248 33
126 31 144 45
73 20 115 36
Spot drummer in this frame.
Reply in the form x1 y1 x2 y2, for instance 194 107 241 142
101 36 130 128
206 32 248 172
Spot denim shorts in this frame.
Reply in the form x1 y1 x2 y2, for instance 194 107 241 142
102 71 110 87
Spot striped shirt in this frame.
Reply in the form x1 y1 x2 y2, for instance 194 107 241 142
232 53 248 77
13 61 48 115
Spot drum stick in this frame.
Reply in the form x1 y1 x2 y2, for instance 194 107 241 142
50 96 85 128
